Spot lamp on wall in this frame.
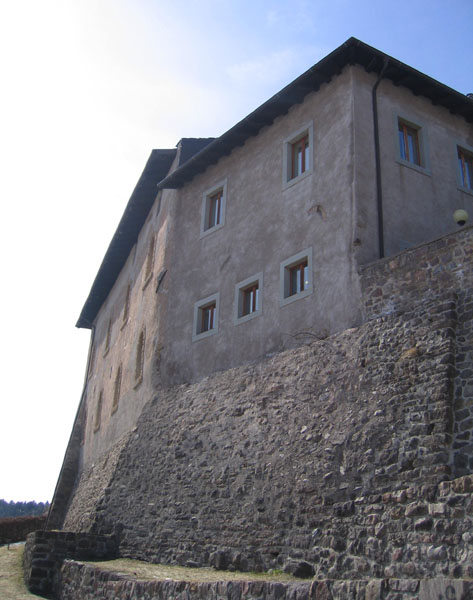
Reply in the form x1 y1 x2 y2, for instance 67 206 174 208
453 209 469 226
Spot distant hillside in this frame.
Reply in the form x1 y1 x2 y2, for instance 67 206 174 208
0 500 49 518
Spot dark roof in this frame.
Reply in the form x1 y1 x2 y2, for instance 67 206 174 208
76 149 176 328
179 138 215 165
157 37 473 191
77 37 473 328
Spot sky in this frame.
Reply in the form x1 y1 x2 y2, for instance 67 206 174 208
0 0 472 503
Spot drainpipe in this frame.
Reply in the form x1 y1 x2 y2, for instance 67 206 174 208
372 58 389 259
45 323 96 530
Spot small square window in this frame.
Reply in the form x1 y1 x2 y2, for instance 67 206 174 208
283 122 313 188
398 120 420 166
280 248 313 307
200 180 227 237
458 146 473 191
234 273 263 325
193 293 220 341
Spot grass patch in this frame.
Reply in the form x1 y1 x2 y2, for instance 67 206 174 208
0 544 43 599
86 558 298 583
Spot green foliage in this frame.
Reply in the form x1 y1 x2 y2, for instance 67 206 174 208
0 500 50 518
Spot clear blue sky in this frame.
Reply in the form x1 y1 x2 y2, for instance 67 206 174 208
0 0 472 502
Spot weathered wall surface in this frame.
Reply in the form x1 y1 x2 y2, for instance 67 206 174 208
163 67 362 387
63 288 467 578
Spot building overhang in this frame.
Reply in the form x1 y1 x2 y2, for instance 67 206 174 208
156 37 473 191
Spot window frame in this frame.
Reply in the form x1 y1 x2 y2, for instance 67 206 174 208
395 114 430 175
200 180 227 238
280 248 313 307
193 292 220 341
234 272 263 325
456 143 473 195
283 122 314 189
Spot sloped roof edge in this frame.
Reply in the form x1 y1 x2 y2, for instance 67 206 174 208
76 149 176 329
157 37 473 191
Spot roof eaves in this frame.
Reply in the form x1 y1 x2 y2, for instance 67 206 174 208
155 37 472 192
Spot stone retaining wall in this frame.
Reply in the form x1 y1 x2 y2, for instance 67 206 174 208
360 226 473 477
23 530 117 598
56 561 473 600
63 293 467 577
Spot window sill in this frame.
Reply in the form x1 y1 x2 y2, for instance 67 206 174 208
192 328 218 343
457 185 473 197
199 222 224 239
234 309 262 326
396 158 431 177
280 287 313 308
283 168 312 190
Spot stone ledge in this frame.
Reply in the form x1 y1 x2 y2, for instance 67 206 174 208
57 561 473 600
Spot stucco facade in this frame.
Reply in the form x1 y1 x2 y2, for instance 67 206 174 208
49 39 473 529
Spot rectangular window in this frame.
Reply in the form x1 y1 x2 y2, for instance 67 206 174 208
398 120 420 166
234 273 263 325
208 190 223 229
280 248 313 307
193 293 220 341
283 122 313 188
201 302 216 333
289 260 309 296
243 284 259 316
200 180 227 237
458 146 473 190
291 135 309 179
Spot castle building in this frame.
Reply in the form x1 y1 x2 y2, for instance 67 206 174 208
46 38 473 588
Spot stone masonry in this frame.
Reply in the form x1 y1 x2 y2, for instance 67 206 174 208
63 293 468 579
52 227 473 597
